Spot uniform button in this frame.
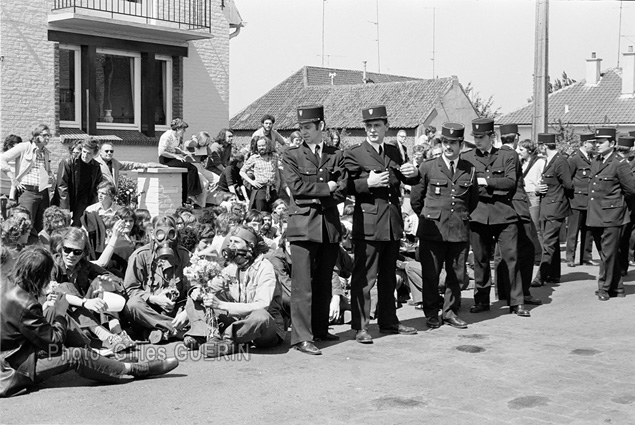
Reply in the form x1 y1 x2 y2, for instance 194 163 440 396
591 190 594 193
319 169 323 172
319 178 323 181
451 189 455 192
451 202 455 205
451 209 454 212
591 198 594 200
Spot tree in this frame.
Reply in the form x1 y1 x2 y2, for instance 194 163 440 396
464 82 501 119
527 71 577 102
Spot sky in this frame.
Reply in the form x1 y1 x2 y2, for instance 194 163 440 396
228 0 635 117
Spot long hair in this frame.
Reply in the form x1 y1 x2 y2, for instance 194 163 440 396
13 246 55 297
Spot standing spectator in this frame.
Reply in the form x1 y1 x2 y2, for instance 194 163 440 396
344 105 420 344
416 125 436 146
0 125 55 232
328 128 341 149
409 122 478 329
240 136 280 212
517 139 546 263
1 134 23 200
251 114 286 148
462 118 528 316
565 133 596 267
388 129 409 163
157 118 202 205
586 128 635 300
531 134 573 288
282 105 348 355
57 137 103 226
288 131 303 148
95 142 164 190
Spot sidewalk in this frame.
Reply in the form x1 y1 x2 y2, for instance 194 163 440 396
3 262 635 424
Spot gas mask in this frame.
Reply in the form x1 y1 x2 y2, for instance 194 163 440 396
222 247 253 270
154 226 178 260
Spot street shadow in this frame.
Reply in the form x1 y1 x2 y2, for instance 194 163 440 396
559 271 596 283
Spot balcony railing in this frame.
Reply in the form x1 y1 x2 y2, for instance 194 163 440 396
52 0 211 31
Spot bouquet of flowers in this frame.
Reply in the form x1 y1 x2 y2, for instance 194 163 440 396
183 255 226 341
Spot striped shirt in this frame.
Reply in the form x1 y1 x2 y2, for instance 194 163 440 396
241 153 278 185
20 150 46 186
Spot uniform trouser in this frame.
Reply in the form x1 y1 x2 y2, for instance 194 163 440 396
618 222 633 275
590 226 623 295
470 222 522 307
18 187 49 233
351 239 400 331
536 218 564 283
289 240 338 345
565 208 593 264
419 240 468 319
217 309 281 348
495 220 537 300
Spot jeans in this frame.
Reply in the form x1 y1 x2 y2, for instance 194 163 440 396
35 347 128 385
18 187 49 232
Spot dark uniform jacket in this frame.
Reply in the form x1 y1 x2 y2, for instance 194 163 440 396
539 152 573 221
586 151 635 228
567 149 592 210
410 156 479 242
344 141 420 241
461 147 518 225
501 145 532 222
282 142 347 243
1 281 67 397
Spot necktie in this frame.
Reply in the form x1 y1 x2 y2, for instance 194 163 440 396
378 145 383 157
314 145 321 162
449 160 455 176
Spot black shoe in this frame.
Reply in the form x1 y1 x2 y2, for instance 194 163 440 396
597 291 610 301
510 305 531 317
546 277 560 284
293 341 322 355
443 316 468 329
355 329 373 344
530 279 544 288
129 358 179 378
470 303 490 313
581 259 598 266
567 261 576 268
313 332 340 342
524 296 543 305
379 324 418 335
426 316 442 329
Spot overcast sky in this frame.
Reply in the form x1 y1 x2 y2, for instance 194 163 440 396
229 0 635 117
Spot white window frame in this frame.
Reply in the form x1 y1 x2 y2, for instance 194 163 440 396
155 55 173 132
96 48 141 131
59 44 82 129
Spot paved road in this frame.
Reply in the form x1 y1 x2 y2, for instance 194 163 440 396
3 262 635 424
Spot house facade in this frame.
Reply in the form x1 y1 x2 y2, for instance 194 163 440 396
0 0 242 169
498 50 635 142
229 66 478 150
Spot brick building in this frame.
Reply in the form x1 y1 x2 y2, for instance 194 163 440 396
0 0 243 184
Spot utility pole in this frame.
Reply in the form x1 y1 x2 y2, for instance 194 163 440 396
532 0 549 139
376 0 381 73
322 0 326 67
618 0 623 67
432 7 436 78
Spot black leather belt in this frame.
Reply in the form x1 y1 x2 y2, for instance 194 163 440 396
22 184 41 192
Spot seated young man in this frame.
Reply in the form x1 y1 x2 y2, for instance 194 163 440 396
187 225 286 357
122 215 197 343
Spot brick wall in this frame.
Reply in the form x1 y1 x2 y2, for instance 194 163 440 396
182 0 229 141
0 0 57 143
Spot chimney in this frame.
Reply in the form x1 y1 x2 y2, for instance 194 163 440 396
622 46 635 98
362 61 368 83
585 52 602 86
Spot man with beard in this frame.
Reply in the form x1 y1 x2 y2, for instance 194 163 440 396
282 105 347 355
240 136 280 212
586 128 635 300
409 122 478 330
192 225 286 357
344 105 420 344
123 215 196 343
251 114 287 148
462 118 529 317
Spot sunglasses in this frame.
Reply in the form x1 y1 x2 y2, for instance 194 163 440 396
62 246 84 256
103 150 114 153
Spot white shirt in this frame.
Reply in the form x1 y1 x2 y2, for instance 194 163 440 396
522 156 546 193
